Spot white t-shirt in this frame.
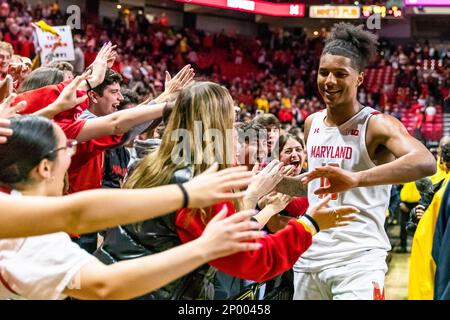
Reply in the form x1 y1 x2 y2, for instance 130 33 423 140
0 191 95 300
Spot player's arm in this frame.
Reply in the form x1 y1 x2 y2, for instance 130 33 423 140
273 114 314 197
358 114 436 185
303 114 436 195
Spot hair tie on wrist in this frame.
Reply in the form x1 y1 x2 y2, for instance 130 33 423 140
177 183 189 208
85 79 93 92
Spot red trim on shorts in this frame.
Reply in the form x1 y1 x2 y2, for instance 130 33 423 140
371 111 381 115
373 281 385 300
0 272 18 295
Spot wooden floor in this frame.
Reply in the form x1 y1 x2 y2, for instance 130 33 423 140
384 223 413 300
385 252 410 300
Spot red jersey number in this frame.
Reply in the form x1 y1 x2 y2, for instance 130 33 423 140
318 163 339 200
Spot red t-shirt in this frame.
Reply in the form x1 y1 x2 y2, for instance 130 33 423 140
15 80 89 125
68 134 122 193
175 201 312 282
278 109 293 123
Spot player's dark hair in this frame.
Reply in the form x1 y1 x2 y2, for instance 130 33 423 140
322 22 379 72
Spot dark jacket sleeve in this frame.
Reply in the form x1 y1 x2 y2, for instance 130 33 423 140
432 182 450 300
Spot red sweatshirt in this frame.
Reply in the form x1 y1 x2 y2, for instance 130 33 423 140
175 201 312 283
285 197 309 217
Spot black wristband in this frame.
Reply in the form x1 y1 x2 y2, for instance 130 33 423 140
177 183 189 208
303 214 320 233
85 79 93 91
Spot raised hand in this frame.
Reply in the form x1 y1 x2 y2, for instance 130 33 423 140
264 193 292 214
84 42 117 89
153 65 195 105
0 118 11 144
183 163 253 208
51 73 90 112
0 93 27 119
164 64 195 95
199 206 264 260
282 165 296 177
0 92 27 143
305 195 359 231
0 75 13 102
242 160 285 210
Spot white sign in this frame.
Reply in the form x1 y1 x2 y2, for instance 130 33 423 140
310 5 360 19
227 0 255 11
290 5 300 16
35 25 75 65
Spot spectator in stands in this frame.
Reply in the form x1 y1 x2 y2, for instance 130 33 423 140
48 61 75 81
102 89 140 189
278 106 293 125
0 41 13 80
17 67 65 93
236 121 268 171
253 113 280 161
425 103 437 123
71 37 85 75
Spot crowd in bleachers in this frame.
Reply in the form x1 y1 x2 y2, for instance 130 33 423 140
1 1 449 145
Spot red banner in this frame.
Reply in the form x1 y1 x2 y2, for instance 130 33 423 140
175 0 305 17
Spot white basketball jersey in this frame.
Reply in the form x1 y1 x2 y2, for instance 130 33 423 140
294 107 391 273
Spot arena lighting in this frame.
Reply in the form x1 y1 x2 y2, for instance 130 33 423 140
175 0 306 17
404 0 450 6
361 5 403 18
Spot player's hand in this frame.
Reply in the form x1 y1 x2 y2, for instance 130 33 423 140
301 165 360 195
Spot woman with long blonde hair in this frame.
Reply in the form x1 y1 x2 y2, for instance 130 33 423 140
95 81 358 299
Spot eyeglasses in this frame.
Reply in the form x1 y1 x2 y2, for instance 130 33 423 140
44 139 78 159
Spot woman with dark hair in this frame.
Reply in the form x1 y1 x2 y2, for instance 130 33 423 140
0 115 267 299
259 133 309 234
296 22 436 300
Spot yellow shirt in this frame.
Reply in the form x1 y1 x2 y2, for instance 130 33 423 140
430 157 447 185
408 177 449 300
179 38 188 54
255 98 269 113
400 182 421 203
281 97 291 108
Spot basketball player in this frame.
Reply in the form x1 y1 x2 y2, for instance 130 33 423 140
293 23 436 300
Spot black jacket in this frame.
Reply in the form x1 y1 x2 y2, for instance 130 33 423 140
94 167 215 300
406 179 445 235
